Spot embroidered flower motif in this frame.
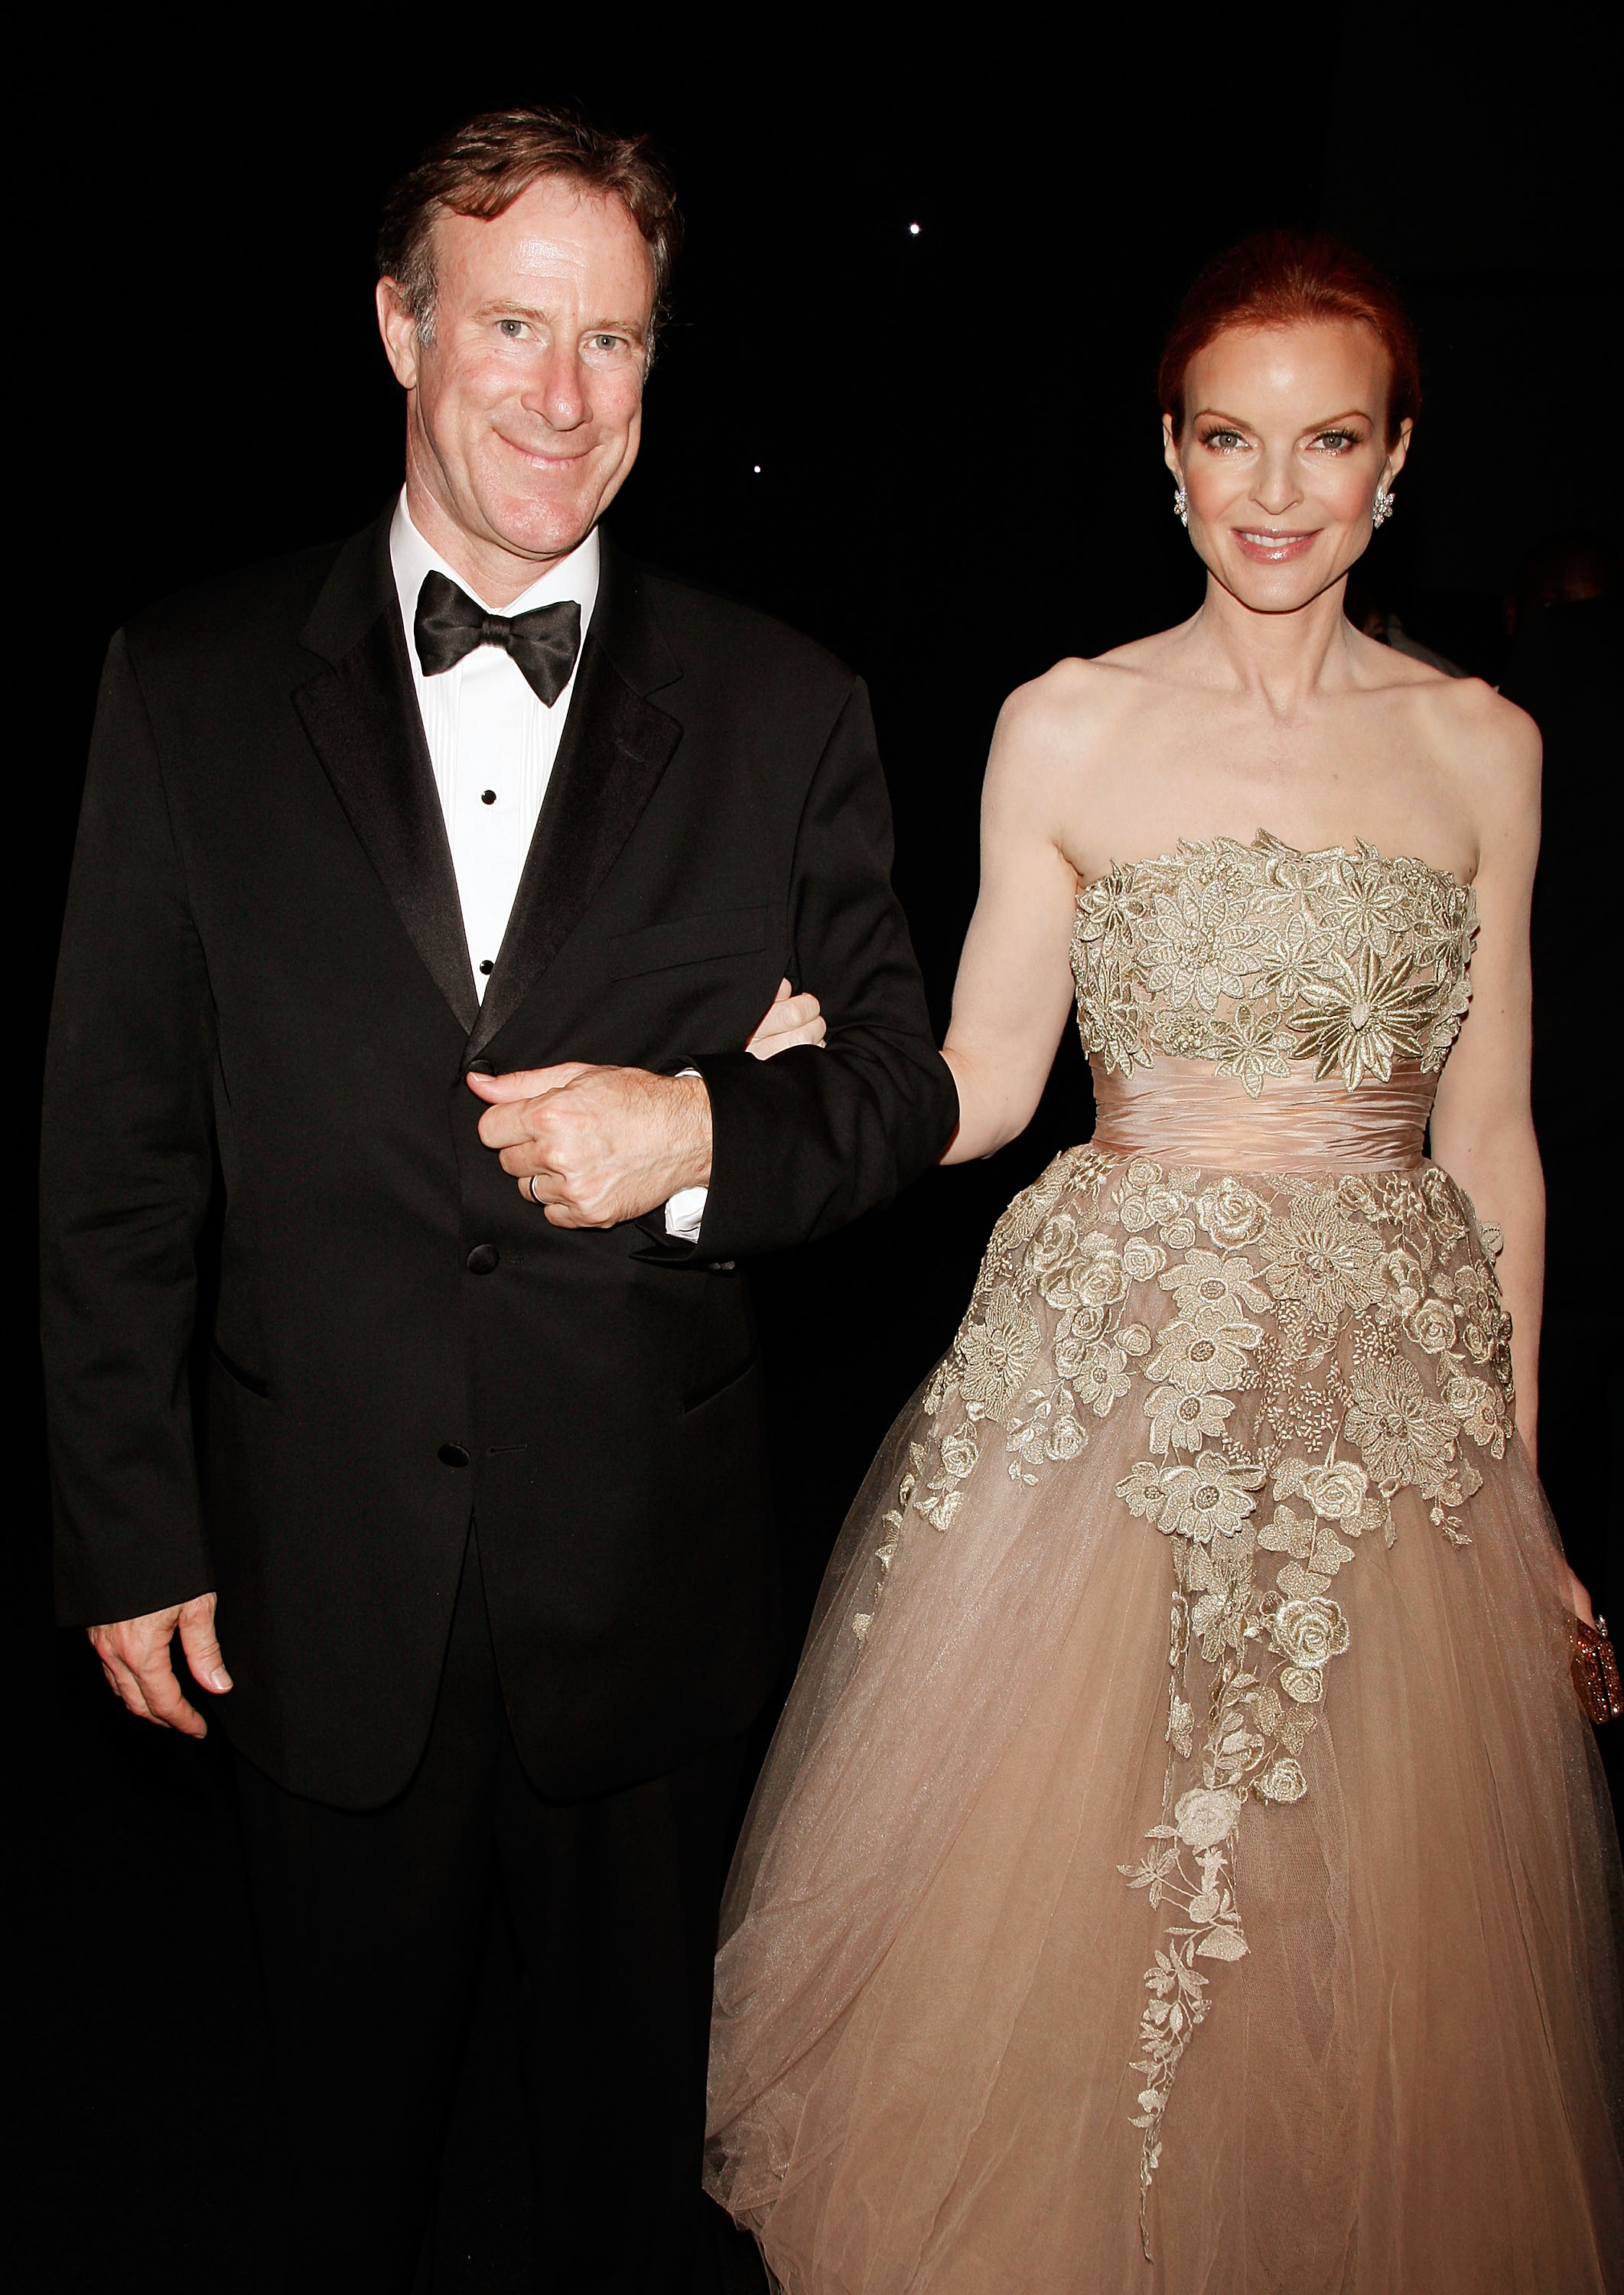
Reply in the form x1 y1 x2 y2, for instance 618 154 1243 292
1258 1756 1309 1801
1286 944 1435 1087
1121 1236 1167 1284
1443 1367 1510 1457
1209 1002 1296 1095
1278 1668 1325 1707
1139 881 1253 1012
938 1426 980 1480
1144 1384 1235 1457
1144 1315 1263 1396
1044 1411 1089 1461
1449 1259 1509 1366
1404 1296 1458 1354
955 1285 1040 1421
1195 1178 1271 1250
1141 1452 1266 1544
1251 910 1333 1004
1174 1786 1243 1850
1275 1454 1370 1522
1342 1352 1461 1494
1072 1232 1132 1308
1255 1187 1387 1331
1160 1249 1271 1325
1029 1211 1083 1281
1073 1340 1133 1417
1329 853 1412 955
1271 1595 1351 1669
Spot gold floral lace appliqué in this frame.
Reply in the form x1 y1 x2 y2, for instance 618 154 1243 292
851 840 1507 2256
1071 832 1478 1092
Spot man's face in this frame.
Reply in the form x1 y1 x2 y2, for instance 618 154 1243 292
378 176 655 596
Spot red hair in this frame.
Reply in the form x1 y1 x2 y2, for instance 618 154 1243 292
1158 231 1421 444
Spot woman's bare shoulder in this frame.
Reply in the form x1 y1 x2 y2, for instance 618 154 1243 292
984 655 1148 816
1424 675 1539 792
994 631 1192 754
1405 675 1541 877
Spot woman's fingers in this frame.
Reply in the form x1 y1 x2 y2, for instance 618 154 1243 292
746 981 826 1059
1567 1566 1598 1629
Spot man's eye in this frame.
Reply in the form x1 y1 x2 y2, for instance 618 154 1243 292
591 333 626 353
497 319 526 339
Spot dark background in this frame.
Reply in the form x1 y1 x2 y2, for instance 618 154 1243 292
24 21 1618 2289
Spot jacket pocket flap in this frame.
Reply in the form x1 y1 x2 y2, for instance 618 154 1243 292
608 907 768 980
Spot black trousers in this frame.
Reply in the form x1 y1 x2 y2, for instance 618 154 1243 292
234 1528 752 2293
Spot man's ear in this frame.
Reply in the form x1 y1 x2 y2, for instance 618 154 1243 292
376 277 421 390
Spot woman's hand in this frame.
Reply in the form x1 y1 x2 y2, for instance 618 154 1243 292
1566 1564 1598 1629
745 978 825 1059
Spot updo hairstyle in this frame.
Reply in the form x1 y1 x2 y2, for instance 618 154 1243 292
1158 231 1421 446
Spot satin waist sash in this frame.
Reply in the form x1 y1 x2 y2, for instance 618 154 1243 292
1089 1060 1434 1171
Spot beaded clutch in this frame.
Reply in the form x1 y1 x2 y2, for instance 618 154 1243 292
1573 1616 1624 1726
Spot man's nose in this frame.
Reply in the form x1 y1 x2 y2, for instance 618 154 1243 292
529 349 587 432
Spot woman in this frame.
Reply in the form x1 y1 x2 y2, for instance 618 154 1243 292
705 234 1624 2293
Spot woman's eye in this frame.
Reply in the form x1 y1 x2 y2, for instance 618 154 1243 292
1198 428 1245 451
1311 430 1360 452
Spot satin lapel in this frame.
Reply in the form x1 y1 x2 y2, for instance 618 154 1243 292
467 562 682 1062
294 528 479 1036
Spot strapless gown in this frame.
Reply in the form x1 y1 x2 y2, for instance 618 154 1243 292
705 835 1624 2293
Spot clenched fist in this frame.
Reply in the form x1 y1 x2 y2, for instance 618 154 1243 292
466 977 825 1229
468 1063 711 1228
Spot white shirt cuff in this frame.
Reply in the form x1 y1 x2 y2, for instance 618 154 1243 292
664 1184 708 1241
664 1067 708 1240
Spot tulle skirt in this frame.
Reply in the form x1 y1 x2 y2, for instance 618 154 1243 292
705 1148 1624 2293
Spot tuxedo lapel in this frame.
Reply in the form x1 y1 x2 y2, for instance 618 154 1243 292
294 518 479 1036
467 542 683 1062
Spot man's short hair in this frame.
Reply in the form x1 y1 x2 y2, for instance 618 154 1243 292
378 105 680 350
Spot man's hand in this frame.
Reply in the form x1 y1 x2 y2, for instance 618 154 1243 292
89 1593 232 1738
468 1064 712 1227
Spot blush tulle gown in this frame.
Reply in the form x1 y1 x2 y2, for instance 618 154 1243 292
705 834 1624 2293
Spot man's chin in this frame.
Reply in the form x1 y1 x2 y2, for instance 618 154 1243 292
481 496 601 566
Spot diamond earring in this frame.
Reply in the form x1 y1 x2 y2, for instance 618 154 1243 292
1372 483 1395 529
1173 483 1190 527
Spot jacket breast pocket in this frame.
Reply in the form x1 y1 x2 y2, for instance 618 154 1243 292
607 907 768 981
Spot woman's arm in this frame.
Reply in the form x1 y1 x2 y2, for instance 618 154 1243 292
939 681 1085 1164
1427 690 1544 1459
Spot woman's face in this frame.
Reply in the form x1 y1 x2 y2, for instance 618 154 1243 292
1163 320 1410 614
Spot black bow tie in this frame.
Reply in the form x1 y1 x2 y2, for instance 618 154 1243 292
413 570 582 707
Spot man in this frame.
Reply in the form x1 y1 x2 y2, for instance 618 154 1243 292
41 106 956 2292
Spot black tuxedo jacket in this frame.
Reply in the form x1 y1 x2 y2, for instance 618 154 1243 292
42 511 956 1808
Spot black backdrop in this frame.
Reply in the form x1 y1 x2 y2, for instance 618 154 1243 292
23 23 1618 2289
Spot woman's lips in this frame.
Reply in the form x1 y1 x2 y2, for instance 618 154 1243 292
1232 528 1320 564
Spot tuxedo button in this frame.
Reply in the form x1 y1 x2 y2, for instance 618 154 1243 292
481 789 496 805
437 1443 470 1470
467 1244 499 1275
